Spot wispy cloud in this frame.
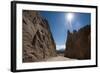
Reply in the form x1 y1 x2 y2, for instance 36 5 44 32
56 45 65 50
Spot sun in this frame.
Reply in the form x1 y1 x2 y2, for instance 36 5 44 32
67 13 74 22
65 13 74 32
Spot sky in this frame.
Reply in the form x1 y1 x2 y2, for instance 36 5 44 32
40 11 91 50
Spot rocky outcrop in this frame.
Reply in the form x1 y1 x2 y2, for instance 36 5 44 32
22 10 57 62
64 25 91 59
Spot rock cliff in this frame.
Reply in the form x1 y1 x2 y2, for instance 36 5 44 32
64 25 91 59
22 10 57 62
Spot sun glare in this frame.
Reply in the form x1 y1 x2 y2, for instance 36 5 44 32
67 13 74 22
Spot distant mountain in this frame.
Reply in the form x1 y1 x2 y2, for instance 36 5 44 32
64 25 91 59
23 10 57 62
57 48 65 54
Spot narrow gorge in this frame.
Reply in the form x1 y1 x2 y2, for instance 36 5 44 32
22 10 91 62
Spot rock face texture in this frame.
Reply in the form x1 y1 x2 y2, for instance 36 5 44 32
22 10 57 62
64 25 91 59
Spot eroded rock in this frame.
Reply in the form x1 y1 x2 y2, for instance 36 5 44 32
64 25 91 59
22 10 57 62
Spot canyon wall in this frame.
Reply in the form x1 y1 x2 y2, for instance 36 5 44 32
22 10 57 62
64 25 91 59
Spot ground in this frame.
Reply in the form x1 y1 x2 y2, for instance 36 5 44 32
44 56 76 61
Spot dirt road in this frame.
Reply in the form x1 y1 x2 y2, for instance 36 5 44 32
44 56 76 61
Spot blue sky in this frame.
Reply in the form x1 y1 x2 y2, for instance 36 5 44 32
40 11 91 50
